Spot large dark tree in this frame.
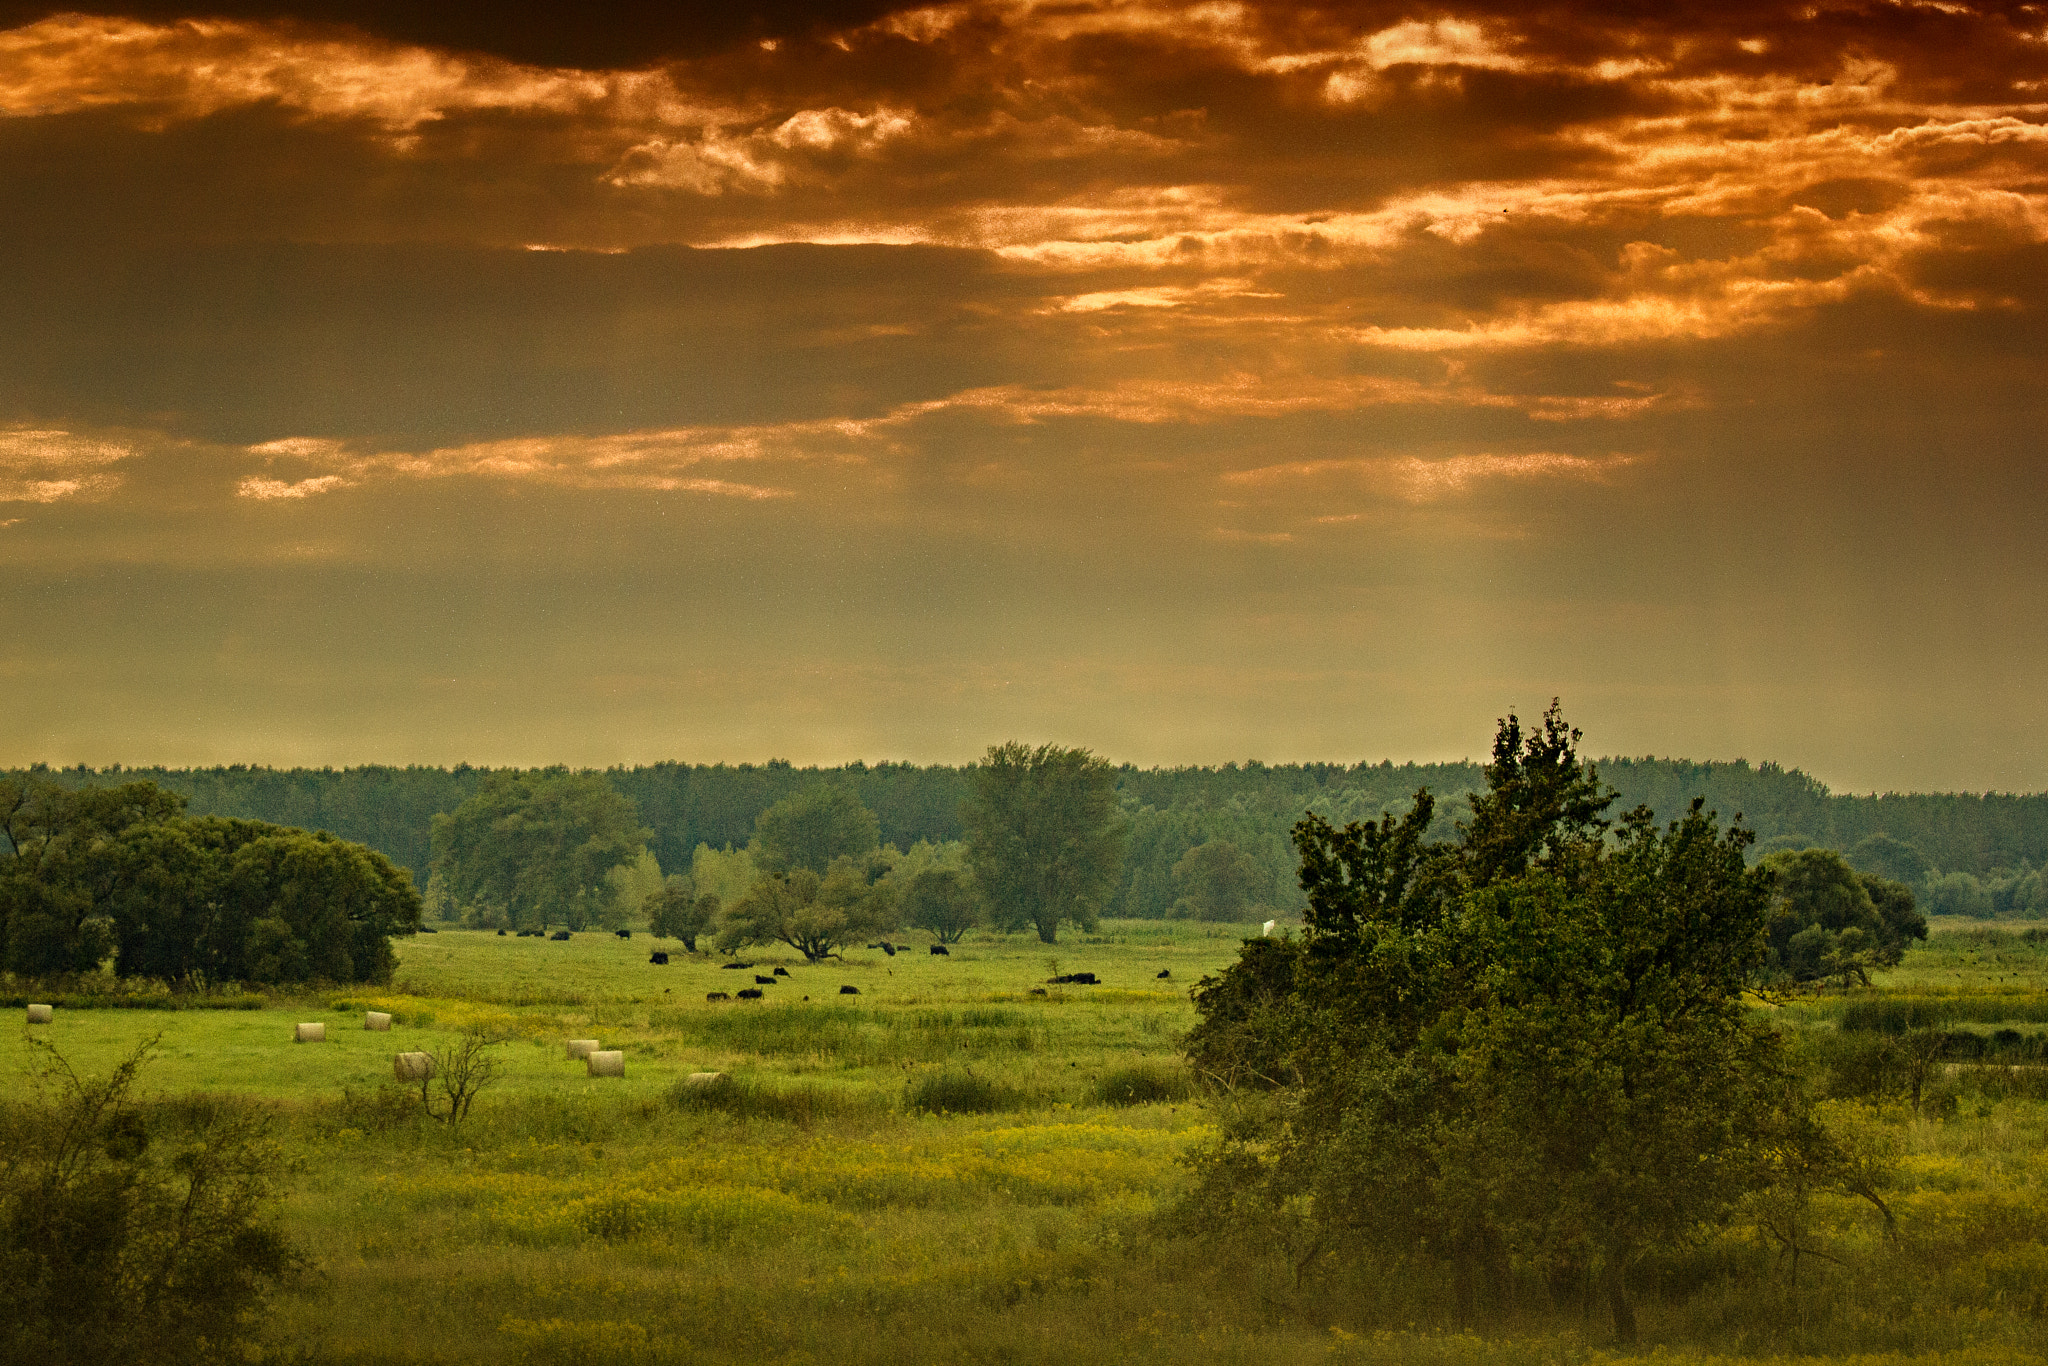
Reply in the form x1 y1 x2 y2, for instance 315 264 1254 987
1 775 418 985
1762 846 1926 985
961 742 1127 945
1183 703 1819 1343
429 770 648 931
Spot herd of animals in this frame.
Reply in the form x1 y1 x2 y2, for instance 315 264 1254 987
485 927 1175 1001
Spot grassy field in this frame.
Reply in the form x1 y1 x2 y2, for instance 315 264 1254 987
10 918 2048 1365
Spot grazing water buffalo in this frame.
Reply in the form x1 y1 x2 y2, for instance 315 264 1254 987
706 991 731 1002
550 930 571 941
1156 969 1171 979
755 975 776 985
615 929 631 939
720 961 754 970
839 985 860 995
930 945 949 956
1047 972 1099 985
649 951 670 965
737 988 764 1000
773 966 790 977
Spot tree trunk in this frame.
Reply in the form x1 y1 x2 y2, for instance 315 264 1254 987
1036 919 1058 944
1604 1259 1637 1345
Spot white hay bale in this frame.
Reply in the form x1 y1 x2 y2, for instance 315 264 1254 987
684 1071 727 1087
365 1011 392 1031
1262 919 1276 937
587 1050 625 1077
565 1038 601 1059
295 1022 326 1042
394 1051 434 1081
26 1003 53 1024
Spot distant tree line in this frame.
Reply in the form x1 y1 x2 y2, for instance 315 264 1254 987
14 754 2048 920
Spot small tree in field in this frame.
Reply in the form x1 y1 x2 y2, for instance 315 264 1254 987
412 1027 503 1128
719 855 898 961
903 867 981 943
646 875 715 951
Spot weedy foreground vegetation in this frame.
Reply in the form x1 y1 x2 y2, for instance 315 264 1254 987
5 920 2048 1365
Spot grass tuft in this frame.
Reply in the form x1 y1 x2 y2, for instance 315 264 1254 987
1090 1061 1195 1106
905 1069 1025 1115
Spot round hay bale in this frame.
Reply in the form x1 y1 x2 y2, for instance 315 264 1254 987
587 1050 625 1078
394 1051 434 1081
26 1003 53 1024
565 1038 601 1060
295 1022 326 1042
365 1011 393 1031
684 1071 727 1086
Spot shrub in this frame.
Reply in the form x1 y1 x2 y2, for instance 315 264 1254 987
0 1036 305 1366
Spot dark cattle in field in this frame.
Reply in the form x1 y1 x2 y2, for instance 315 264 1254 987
738 988 764 1000
1029 987 1048 997
649 951 670 965
720 961 754 970
755 975 775 985
1047 972 1098 985
706 991 730 1002
550 931 572 941
496 929 507 936
773 966 790 977
1156 969 1170 979
839 985 860 995
929 945 949 955
616 929 631 939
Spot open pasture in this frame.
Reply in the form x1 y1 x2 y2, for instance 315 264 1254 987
11 919 2048 1365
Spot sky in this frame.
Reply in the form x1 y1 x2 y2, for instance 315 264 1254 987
0 0 2043 792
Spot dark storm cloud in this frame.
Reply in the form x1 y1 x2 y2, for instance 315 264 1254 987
0 0 922 65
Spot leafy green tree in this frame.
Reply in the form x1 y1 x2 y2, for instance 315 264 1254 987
646 875 716 951
717 853 898 961
1847 832 1930 886
1762 847 1925 984
751 784 881 875
1182 704 1815 1343
1923 869 1992 918
962 742 1127 944
902 867 981 943
429 770 649 931
1170 839 1262 921
0 1036 305 1366
0 776 184 976
2 777 417 985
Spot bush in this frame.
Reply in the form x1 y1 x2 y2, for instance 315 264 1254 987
0 1036 305 1366
1089 1062 1194 1106
905 1070 1022 1115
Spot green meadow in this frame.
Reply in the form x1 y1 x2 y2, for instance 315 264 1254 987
11 920 2048 1366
